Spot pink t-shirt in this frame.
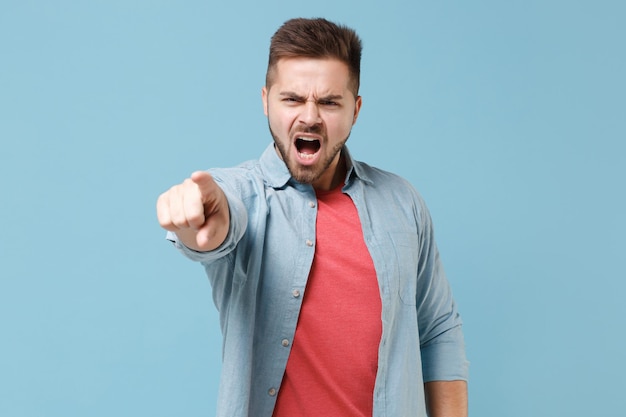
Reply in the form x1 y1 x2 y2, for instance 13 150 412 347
272 185 382 416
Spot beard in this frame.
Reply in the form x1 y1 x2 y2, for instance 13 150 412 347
269 123 349 185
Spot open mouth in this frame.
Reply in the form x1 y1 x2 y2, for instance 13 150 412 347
295 137 321 159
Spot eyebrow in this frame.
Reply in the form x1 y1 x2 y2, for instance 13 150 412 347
279 91 344 101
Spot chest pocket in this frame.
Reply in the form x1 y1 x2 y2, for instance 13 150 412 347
388 231 419 306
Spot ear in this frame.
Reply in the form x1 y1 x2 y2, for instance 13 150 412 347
352 95 362 125
262 86 269 116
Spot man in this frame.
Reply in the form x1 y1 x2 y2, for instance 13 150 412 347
157 18 468 417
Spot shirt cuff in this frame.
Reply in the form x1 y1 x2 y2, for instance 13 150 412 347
420 325 470 381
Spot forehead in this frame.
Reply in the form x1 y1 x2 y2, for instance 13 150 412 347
271 57 352 94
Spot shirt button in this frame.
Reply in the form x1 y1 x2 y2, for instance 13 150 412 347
309 201 316 208
306 239 313 247
268 387 277 396
281 339 290 347
292 289 300 298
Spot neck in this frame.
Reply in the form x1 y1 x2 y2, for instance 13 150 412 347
313 152 347 191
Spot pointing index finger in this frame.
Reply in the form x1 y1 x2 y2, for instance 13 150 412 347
190 171 216 196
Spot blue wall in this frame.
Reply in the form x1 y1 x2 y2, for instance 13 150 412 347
1 1 624 415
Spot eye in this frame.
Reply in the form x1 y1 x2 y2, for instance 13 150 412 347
319 100 339 107
282 96 303 104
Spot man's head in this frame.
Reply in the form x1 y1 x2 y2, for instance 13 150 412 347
262 19 364 191
266 18 362 98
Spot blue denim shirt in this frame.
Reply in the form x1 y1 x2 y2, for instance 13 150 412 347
168 143 468 417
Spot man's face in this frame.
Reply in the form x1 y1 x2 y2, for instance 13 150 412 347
262 58 362 190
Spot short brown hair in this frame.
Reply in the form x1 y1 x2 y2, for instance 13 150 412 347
266 18 362 96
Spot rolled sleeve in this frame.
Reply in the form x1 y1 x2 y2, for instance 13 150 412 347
415 199 469 382
421 325 469 381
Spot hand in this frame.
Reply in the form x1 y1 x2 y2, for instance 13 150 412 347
157 171 230 252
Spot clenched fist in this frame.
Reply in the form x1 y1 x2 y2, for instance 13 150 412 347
157 171 230 252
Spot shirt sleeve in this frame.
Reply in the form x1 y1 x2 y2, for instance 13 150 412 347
166 184 248 263
415 200 470 382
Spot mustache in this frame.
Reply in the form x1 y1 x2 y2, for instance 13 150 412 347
295 124 324 135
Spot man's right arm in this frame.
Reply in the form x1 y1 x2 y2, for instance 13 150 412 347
156 171 230 252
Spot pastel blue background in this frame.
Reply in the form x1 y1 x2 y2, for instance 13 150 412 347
1 0 624 416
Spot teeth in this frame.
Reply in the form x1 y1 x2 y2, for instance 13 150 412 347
298 152 316 160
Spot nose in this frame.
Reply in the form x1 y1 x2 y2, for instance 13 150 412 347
299 100 322 126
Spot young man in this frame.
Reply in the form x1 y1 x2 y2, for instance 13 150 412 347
157 18 468 417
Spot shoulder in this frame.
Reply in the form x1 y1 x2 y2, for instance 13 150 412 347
209 158 260 179
354 160 424 200
207 159 266 199
207 144 290 196
352 159 431 223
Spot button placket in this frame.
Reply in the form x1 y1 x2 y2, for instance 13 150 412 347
306 199 316 247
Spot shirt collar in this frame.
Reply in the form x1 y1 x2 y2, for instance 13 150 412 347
259 142 374 189
343 146 374 187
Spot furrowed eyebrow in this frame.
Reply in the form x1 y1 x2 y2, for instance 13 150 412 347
279 92 306 100
279 92 344 102
319 94 344 102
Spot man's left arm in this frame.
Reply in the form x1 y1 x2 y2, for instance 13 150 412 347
424 380 468 417
412 195 469 414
